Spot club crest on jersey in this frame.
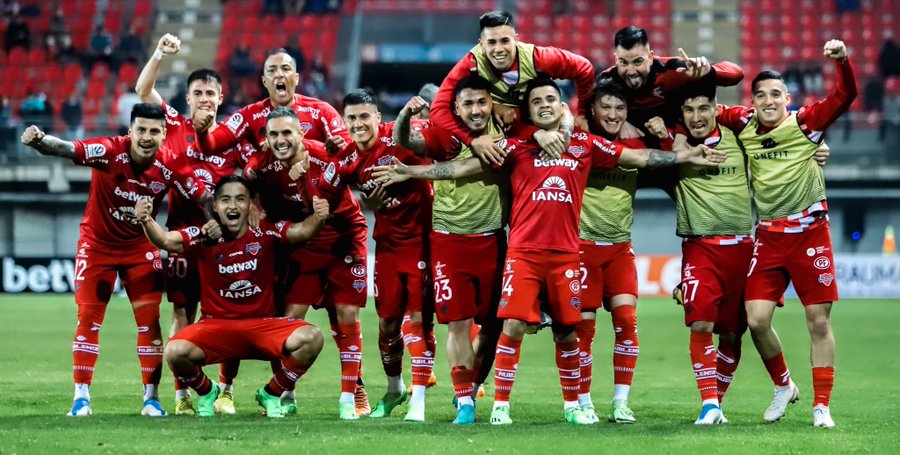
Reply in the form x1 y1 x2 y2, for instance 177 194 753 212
818 273 834 287
245 242 262 256
148 181 166 194
85 144 106 159
353 279 367 293
566 145 585 158
570 296 581 309
377 155 395 166
300 122 313 132
532 176 572 203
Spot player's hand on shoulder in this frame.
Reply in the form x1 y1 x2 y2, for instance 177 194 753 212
690 144 726 166
645 116 669 139
312 196 331 220
471 134 507 165
813 142 830 167
618 121 645 140
823 40 847 61
248 202 264 228
402 96 429 116
492 104 517 127
21 125 45 146
134 200 154 224
201 219 222 241
677 48 711 79
325 135 347 155
157 33 181 55
533 129 566 161
192 109 215 132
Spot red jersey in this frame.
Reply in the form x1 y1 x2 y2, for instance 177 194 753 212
432 45 595 146
179 220 290 320
160 102 247 229
196 94 350 154
244 141 367 255
72 136 205 249
335 121 432 247
601 57 744 129
499 129 622 253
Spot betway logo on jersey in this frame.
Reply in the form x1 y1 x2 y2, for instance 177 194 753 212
219 258 258 274
114 186 152 203
220 279 262 298
186 147 227 167
534 158 579 171
531 176 572 203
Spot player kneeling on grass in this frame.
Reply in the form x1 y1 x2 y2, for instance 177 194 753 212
136 175 329 417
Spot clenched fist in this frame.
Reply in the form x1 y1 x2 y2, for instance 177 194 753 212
21 125 45 147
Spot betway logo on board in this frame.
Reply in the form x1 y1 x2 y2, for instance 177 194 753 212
218 259 258 274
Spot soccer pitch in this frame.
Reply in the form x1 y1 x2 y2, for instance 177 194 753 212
0 295 896 454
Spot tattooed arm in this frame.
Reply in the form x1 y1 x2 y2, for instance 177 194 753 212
371 157 487 186
618 144 725 168
20 125 76 159
393 96 429 155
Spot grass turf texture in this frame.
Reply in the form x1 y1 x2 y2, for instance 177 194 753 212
0 294 896 454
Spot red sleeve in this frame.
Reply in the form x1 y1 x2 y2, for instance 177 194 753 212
533 45 595 116
71 136 123 171
590 134 622 169
710 61 744 87
797 59 858 131
177 226 205 253
196 108 248 154
421 126 463 161
431 53 479 146
716 105 752 133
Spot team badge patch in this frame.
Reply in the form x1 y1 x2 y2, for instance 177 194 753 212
377 155 394 166
245 242 262 256
813 256 831 270
570 296 581 309
351 264 366 277
353 279 367 293
566 145 585 158
149 181 166 194
300 121 313 132
85 144 106 159
818 273 834 287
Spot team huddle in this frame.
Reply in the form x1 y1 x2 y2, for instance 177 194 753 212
20 11 856 428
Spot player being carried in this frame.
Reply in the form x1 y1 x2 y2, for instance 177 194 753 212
134 32 248 416
20 103 212 417
135 174 329 418
375 75 725 425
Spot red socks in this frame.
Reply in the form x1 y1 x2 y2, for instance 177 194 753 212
763 352 792 387
812 366 834 407
716 336 741 403
408 322 434 387
450 365 475 401
493 333 523 403
555 341 581 403
378 329 404 377
72 303 106 385
178 365 213 396
266 355 311 396
611 305 638 386
133 303 163 386
335 321 363 394
575 318 596 394
689 331 718 402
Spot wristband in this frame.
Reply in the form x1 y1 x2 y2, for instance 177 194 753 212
153 49 165 61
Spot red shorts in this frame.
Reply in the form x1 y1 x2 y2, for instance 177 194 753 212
497 249 582 326
283 240 368 308
374 242 433 319
680 238 753 334
745 222 839 306
578 241 638 311
430 231 506 325
73 235 163 305
165 252 200 307
170 317 311 365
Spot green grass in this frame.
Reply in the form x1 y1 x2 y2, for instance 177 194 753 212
0 295 896 454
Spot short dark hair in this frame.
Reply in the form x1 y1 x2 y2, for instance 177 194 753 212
215 174 255 199
264 48 297 70
614 26 649 50
266 106 299 124
453 75 492 102
586 77 629 133
130 103 166 124
342 89 378 109
521 74 561 123
751 70 785 93
186 68 222 90
679 75 718 106
479 11 514 31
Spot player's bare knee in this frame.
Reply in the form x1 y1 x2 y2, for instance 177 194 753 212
552 325 577 343
690 321 715 333
379 316 402 335
286 325 324 355
334 304 359 323
503 319 527 338
165 339 195 363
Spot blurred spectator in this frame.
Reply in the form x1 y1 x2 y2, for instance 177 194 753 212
44 35 59 61
302 58 328 98
879 39 900 77
115 85 141 135
48 4 67 43
88 25 114 69
19 91 54 133
285 0 306 14
284 34 306 74
262 0 285 16
302 0 342 13
55 33 81 67
5 14 30 53
836 0 860 13
60 92 84 140
0 96 14 149
229 43 256 78
115 24 146 66
222 86 248 116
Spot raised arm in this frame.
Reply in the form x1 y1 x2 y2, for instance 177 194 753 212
285 196 329 243
135 34 181 105
21 125 76 159
135 199 185 253
373 156 487 186
534 46 595 116
797 40 858 131
393 96 429 154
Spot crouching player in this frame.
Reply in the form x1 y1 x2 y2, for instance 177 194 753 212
135 175 328 417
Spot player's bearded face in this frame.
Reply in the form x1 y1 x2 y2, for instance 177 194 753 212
615 45 653 90
214 182 250 235
454 88 492 133
592 95 628 136
682 96 717 139
343 103 381 148
266 117 305 163
187 80 223 116
128 118 166 165
752 79 790 127
479 25 517 71
528 86 563 130
262 53 300 107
